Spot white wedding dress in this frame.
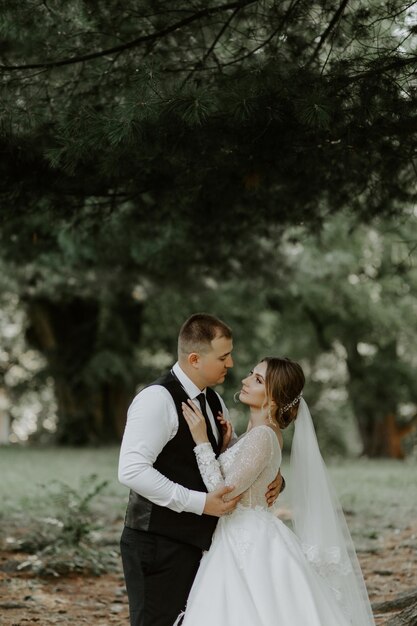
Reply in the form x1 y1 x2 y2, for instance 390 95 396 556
175 425 364 626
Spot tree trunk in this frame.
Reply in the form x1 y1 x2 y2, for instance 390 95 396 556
351 410 413 459
26 297 141 445
53 376 132 444
345 340 406 458
0 390 10 444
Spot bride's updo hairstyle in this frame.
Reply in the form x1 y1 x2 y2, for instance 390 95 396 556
262 357 305 429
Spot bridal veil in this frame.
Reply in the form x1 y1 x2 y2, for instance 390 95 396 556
290 398 375 625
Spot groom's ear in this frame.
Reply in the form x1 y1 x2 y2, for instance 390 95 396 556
188 352 200 368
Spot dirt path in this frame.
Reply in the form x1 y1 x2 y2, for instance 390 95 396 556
1 522 416 626
360 522 417 625
0 564 129 625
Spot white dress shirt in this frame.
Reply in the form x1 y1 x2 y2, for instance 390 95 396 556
118 362 231 516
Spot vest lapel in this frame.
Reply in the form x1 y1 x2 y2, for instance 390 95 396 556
163 369 223 456
206 389 223 456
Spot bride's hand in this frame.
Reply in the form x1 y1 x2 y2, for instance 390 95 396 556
182 400 209 445
216 412 232 452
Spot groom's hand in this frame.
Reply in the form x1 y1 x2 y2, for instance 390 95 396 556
265 470 285 507
203 486 241 517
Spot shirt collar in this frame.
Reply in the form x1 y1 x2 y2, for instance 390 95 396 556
172 362 205 400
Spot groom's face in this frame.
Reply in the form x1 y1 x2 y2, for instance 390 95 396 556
197 335 234 387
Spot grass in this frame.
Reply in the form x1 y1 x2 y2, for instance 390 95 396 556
0 446 126 519
1 446 416 541
328 458 417 521
0 446 127 576
278 456 417 543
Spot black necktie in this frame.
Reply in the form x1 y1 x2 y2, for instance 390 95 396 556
196 392 218 451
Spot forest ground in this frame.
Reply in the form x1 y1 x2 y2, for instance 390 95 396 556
0 447 416 626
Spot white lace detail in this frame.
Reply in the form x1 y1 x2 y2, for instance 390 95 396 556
302 543 354 619
194 443 223 491
194 426 281 507
302 543 353 577
193 425 280 582
218 504 277 569
232 525 252 568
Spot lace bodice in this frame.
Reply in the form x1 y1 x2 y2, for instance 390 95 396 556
194 425 281 509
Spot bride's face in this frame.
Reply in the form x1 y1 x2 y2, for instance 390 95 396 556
239 361 268 409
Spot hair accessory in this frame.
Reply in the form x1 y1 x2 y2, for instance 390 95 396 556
279 392 303 416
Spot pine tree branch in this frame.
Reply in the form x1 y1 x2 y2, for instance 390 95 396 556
181 0 304 72
343 54 417 86
181 6 241 86
307 0 350 67
0 0 258 72
366 1 417 29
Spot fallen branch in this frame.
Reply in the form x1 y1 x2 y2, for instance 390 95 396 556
0 601 27 609
372 589 417 613
386 599 417 626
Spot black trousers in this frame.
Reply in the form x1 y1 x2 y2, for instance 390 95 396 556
120 527 203 626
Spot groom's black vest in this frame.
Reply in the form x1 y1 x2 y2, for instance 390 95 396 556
124 370 223 550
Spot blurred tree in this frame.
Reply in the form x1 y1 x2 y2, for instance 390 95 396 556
266 213 417 457
25 296 143 444
0 1 416 443
0 278 55 444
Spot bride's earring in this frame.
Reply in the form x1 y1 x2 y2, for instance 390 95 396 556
233 391 240 404
267 406 274 426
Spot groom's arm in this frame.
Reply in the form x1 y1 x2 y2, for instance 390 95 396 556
118 387 238 517
118 386 207 514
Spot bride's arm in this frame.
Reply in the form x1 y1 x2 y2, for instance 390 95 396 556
181 399 274 500
195 428 274 500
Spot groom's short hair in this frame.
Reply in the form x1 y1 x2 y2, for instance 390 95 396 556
178 313 232 357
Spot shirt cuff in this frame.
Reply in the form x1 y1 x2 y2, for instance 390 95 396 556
186 489 206 515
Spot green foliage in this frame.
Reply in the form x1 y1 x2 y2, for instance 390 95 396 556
13 474 115 576
47 474 109 544
264 213 417 455
1 1 416 446
1 1 416 254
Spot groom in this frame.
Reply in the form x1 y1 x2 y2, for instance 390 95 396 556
118 313 282 626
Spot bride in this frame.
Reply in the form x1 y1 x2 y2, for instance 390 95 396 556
175 356 375 626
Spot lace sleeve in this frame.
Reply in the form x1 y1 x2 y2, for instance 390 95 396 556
194 444 224 491
194 426 275 499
